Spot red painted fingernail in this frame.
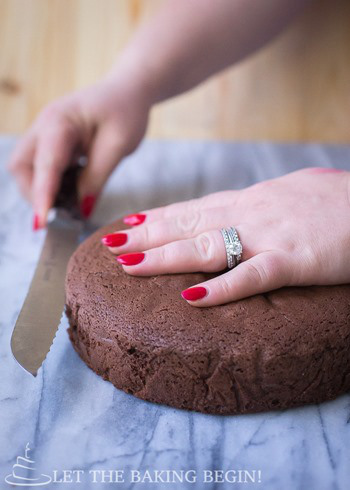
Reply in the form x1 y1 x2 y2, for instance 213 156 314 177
101 233 128 247
116 252 145 266
32 214 41 231
123 213 146 226
81 195 96 218
181 286 207 301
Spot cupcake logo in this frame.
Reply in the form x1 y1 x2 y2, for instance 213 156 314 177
5 443 52 487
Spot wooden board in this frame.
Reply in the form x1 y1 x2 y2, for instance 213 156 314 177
0 0 349 142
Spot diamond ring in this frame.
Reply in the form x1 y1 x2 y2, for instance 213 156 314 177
221 227 243 269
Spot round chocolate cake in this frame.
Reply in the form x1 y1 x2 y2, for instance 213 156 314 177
65 219 350 415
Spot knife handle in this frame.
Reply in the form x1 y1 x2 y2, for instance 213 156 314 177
53 160 85 219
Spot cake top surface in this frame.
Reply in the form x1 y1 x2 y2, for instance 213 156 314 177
66 219 350 358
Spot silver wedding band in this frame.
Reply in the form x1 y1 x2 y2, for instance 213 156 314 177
221 227 243 269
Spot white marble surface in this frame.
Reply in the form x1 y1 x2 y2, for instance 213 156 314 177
0 135 350 490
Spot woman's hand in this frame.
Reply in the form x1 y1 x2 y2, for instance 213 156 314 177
8 0 308 231
8 77 150 228
102 167 350 307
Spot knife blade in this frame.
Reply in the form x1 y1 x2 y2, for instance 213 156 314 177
11 165 84 376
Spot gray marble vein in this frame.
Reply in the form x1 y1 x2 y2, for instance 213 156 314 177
0 136 349 490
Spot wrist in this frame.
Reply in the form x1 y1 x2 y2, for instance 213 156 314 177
103 49 160 110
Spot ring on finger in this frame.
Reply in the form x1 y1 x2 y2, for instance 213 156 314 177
221 226 243 269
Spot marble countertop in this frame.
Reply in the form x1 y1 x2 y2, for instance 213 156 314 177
0 136 349 490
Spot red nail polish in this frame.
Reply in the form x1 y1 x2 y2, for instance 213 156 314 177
181 286 207 301
123 213 146 226
32 214 40 231
81 195 96 218
101 233 128 247
116 252 145 266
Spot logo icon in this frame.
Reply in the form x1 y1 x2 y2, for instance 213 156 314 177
5 443 52 487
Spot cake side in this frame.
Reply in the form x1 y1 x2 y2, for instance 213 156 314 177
65 219 350 414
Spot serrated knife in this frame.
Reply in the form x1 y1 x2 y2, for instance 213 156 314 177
11 166 84 376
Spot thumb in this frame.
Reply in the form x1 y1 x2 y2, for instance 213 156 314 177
78 124 124 218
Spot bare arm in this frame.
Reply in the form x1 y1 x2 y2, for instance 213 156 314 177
9 0 309 227
111 0 309 103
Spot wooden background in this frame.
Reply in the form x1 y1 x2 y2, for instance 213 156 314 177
0 0 349 142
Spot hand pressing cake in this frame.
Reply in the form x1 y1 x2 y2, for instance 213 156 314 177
65 219 350 415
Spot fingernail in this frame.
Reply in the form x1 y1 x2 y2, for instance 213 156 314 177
116 252 145 266
123 213 146 226
181 286 207 301
81 195 96 218
32 213 41 231
101 233 128 247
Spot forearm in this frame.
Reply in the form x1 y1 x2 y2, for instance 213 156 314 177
107 0 309 104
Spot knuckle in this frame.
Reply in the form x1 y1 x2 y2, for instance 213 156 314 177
294 244 318 284
263 253 284 278
44 121 72 141
176 211 201 235
141 225 151 246
217 274 232 298
185 197 202 212
274 235 297 254
258 178 277 190
246 179 278 201
245 262 265 286
8 137 34 174
159 243 173 265
194 233 216 269
247 252 292 287
283 239 297 254
38 103 61 124
245 257 275 286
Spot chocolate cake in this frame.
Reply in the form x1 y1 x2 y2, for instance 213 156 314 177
65 219 350 415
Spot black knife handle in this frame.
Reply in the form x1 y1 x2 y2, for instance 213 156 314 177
53 160 85 219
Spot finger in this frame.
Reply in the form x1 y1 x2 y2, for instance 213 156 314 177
78 124 124 217
8 132 36 200
8 131 36 175
103 206 241 253
14 166 34 202
32 124 78 226
116 228 245 275
181 250 293 307
123 190 240 226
